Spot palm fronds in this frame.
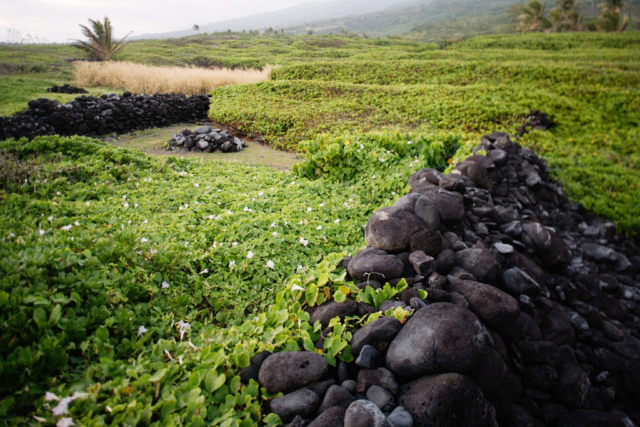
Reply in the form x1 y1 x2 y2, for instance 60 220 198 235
72 17 132 61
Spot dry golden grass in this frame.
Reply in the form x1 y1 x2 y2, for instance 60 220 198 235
72 61 271 95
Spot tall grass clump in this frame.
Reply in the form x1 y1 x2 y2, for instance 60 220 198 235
72 61 272 95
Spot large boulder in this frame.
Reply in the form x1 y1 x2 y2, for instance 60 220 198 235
348 250 404 282
447 280 520 327
259 352 328 393
365 206 427 253
393 193 440 231
386 303 486 377
351 317 402 356
410 187 465 224
310 300 358 328
455 247 501 284
399 373 498 427
270 388 320 422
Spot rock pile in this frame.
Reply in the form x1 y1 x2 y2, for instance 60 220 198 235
166 126 246 153
47 84 88 94
518 109 553 136
0 92 210 141
246 131 640 427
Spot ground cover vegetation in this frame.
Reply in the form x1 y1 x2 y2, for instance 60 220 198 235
0 29 639 425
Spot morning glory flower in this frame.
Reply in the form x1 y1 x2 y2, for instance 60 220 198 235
317 225 322 230
300 237 309 246
229 261 235 268
243 207 252 212
408 140 413 144
247 251 254 259
297 265 304 271
272 232 278 236
138 326 148 336
319 203 325 207
45 392 60 402
134 204 139 208
39 230 45 236
85 201 90 206
292 284 305 291
176 320 191 331
143 219 148 224
258 191 264 196
9 232 15 238
61 225 72 231
162 281 170 289
140 237 149 243
232 242 238 247
124 202 130 208
56 417 75 427
48 216 53 222
56 191 61 195
199 269 209 274
266 260 275 269
270 222 276 228
334 219 341 224
194 183 199 187
380 158 385 162
307 208 312 212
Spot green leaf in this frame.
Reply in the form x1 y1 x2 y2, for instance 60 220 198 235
149 368 167 382
317 273 329 287
264 413 282 426
49 304 62 325
333 290 346 303
303 337 315 352
236 353 250 368
418 289 428 300
305 284 318 307
33 307 48 329
205 371 226 393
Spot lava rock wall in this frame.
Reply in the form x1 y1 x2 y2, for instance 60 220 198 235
247 131 640 427
0 92 210 141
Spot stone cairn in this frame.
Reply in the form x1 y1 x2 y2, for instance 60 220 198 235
0 92 210 141
47 84 88 94
243 131 640 427
166 126 246 153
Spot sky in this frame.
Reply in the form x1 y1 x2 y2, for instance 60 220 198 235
0 0 322 43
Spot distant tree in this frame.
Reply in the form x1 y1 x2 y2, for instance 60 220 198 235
72 17 131 61
307 30 313 35
517 0 552 32
193 24 200 33
281 28 285 34
550 0 584 31
597 0 629 31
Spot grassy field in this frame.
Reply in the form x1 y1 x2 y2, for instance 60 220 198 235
0 31 639 425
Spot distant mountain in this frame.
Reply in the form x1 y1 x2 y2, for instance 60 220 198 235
284 0 521 41
131 0 415 40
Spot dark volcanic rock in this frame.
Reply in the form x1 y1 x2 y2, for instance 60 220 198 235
365 206 427 253
351 317 402 356
344 400 393 427
399 373 498 427
455 248 501 283
259 352 328 394
448 279 520 327
502 267 541 296
555 410 625 427
270 388 320 422
319 385 355 413
308 406 346 427
386 303 486 377
310 300 358 328
240 350 271 384
347 251 404 282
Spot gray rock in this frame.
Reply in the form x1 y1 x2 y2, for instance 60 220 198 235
387 406 413 427
399 373 498 427
409 250 436 276
319 385 355 413
342 380 357 394
409 297 427 310
408 168 443 187
270 388 320 422
344 400 393 427
365 206 427 253
448 280 520 327
502 267 541 296
380 300 406 312
455 248 500 284
357 368 398 395
555 410 625 427
487 148 507 167
196 139 209 150
439 175 466 194
366 385 396 412
311 300 358 328
581 243 618 263
356 345 385 369
492 242 514 254
221 140 234 152
194 125 211 134
553 363 593 409
410 187 465 224
308 406 347 427
348 251 404 282
393 193 440 231
240 350 271 384
351 317 402 356
386 303 486 377
259 352 328 393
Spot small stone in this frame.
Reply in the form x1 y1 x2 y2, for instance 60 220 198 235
409 250 436 276
319 385 355 413
492 242 514 254
342 380 357 394
308 406 346 427
366 385 396 412
356 345 385 369
344 400 393 427
387 406 413 427
194 125 211 134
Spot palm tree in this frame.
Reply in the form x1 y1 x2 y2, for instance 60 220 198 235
517 0 552 32
598 0 624 14
72 17 131 61
193 24 200 33
550 0 584 31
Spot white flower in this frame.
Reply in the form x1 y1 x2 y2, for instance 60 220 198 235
307 207 312 212
176 320 191 331
161 281 170 289
229 261 236 268
143 219 148 224
48 216 53 222
39 229 45 236
61 225 72 231
9 232 15 238
270 222 276 228
195 201 199 205
140 237 149 243
292 284 305 291
85 201 90 206
194 183 199 187
407 140 413 144
134 203 139 208
243 207 252 212
45 392 60 402
52 397 72 416
138 326 148 336
357 149 361 153
379 158 385 162
56 418 75 427
320 203 325 207
56 191 61 195
128 221 132 224
232 242 238 247
247 251 254 259
185 204 189 208
272 232 278 236
372 175 376 179
179 206 183 211
317 225 322 230
227 211 233 215
266 260 275 269
334 219 341 224
33 416 47 422
348 198 353 202
258 191 264 196
124 202 129 208
199 269 209 274
360 144 364 149
300 237 309 246
122 195 127 200
392 191 396 196
149 249 157 255
297 265 304 271
290 181 295 185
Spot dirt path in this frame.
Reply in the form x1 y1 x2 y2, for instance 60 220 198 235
102 121 301 170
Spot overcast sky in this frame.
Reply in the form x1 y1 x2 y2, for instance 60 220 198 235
0 0 322 43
